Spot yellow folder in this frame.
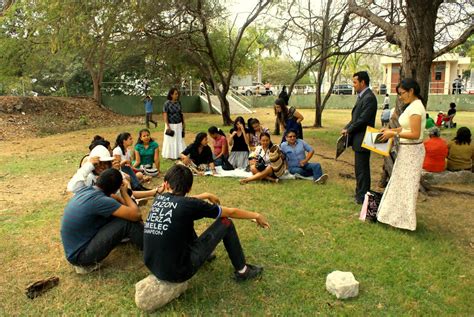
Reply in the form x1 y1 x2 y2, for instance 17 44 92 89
361 126 393 156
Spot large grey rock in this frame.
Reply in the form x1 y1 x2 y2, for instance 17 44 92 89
326 271 359 299
422 170 474 185
135 275 189 312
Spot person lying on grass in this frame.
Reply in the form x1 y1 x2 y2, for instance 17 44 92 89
61 168 148 274
143 164 270 283
67 145 159 202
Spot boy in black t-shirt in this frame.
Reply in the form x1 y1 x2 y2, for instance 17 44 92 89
143 164 269 283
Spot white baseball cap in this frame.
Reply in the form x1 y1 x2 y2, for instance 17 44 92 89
89 145 114 161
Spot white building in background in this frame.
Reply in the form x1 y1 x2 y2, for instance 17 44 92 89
380 53 471 94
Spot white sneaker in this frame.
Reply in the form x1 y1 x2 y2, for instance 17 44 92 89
73 263 101 275
314 174 328 185
293 173 306 180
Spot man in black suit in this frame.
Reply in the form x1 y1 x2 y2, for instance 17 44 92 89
341 71 377 204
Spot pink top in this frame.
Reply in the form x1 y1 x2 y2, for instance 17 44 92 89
213 135 228 156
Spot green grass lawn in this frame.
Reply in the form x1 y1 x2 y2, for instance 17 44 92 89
0 109 472 315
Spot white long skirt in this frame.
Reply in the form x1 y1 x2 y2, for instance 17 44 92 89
377 143 425 231
228 151 249 169
161 123 186 159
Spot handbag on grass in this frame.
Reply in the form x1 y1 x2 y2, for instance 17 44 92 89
140 164 159 177
221 156 234 171
359 190 383 222
269 145 285 177
165 129 175 137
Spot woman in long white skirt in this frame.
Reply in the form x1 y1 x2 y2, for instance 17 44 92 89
377 78 426 231
162 87 186 159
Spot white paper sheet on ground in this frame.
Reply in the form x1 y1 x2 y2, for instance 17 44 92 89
213 166 313 180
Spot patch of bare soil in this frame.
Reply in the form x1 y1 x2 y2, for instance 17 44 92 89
0 96 140 140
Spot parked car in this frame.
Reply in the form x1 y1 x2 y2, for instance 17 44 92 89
303 85 316 94
332 84 353 95
235 82 273 96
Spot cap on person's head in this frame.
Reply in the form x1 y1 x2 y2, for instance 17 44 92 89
89 145 114 161
438 111 444 114
428 127 441 137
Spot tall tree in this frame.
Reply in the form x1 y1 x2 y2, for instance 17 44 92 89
184 0 272 125
276 0 383 128
348 0 474 106
142 0 272 125
348 0 474 186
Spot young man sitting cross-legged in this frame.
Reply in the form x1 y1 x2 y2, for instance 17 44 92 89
143 164 270 283
61 168 144 274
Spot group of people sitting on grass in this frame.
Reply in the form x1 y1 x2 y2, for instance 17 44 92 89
423 126 474 173
178 118 328 184
60 96 328 285
61 137 270 281
75 103 327 187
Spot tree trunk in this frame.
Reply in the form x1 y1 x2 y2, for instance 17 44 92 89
314 58 327 128
216 91 232 125
315 98 323 128
91 73 102 105
202 80 213 114
399 1 438 106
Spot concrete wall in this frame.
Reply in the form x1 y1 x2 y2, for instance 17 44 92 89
102 93 474 115
245 94 474 111
101 95 203 115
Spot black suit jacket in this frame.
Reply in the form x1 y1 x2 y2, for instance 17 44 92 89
344 88 378 152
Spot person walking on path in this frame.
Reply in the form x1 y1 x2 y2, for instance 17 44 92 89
341 71 377 204
144 95 157 129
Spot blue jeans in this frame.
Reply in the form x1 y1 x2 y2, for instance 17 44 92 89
121 165 141 190
288 163 323 180
74 218 144 266
163 217 246 283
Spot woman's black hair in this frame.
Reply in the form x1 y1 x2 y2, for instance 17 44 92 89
233 116 246 131
453 127 471 145
259 131 273 148
136 128 154 145
274 98 289 123
164 164 193 196
114 132 131 155
167 87 179 101
396 78 425 108
450 102 456 109
208 126 225 136
89 135 110 151
247 118 261 134
383 104 389 110
278 86 289 106
193 132 208 148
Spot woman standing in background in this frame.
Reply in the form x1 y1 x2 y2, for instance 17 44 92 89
162 88 186 159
